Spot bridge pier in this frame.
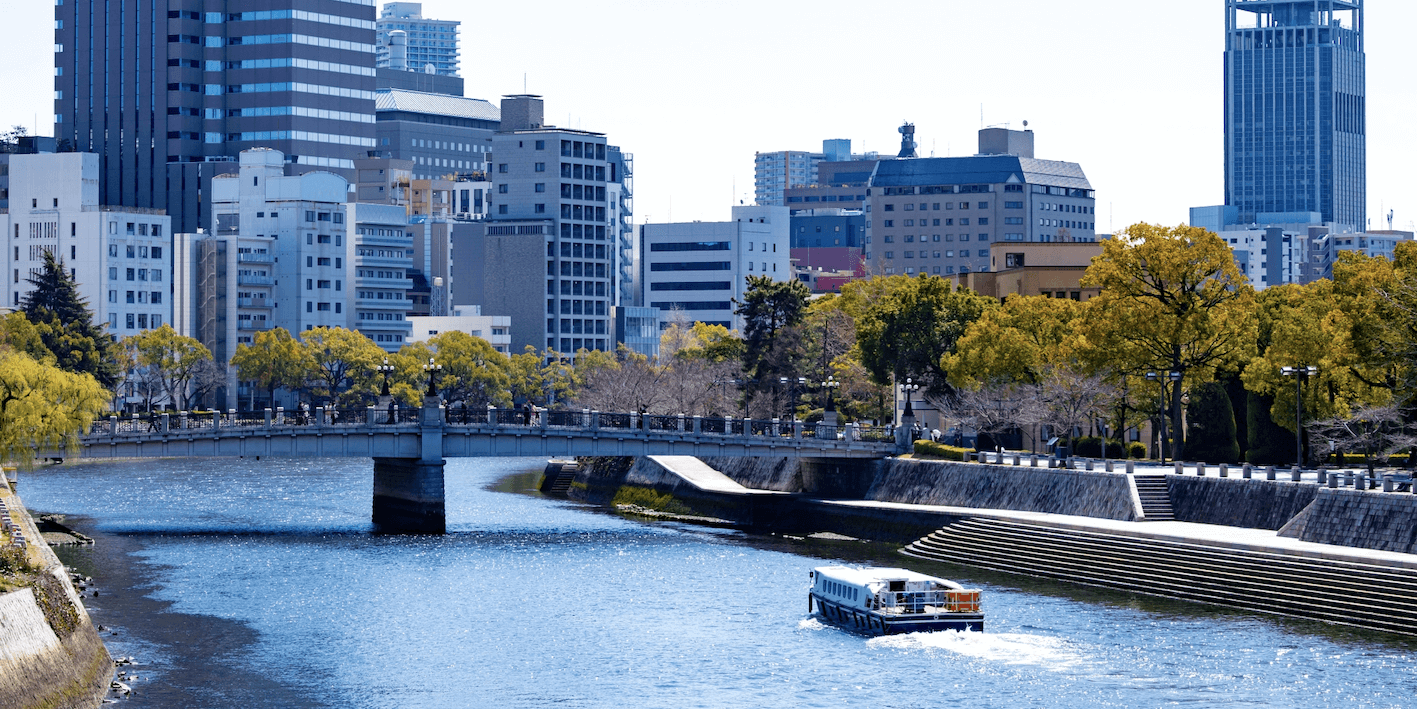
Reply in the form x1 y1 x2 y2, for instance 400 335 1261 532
372 457 446 534
372 395 447 534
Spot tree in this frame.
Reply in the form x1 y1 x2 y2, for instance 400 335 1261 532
1246 391 1296 465
0 312 53 363
302 327 386 406
573 346 669 414
421 331 512 408
1308 403 1416 475
21 251 121 390
944 295 1087 389
507 347 578 407
1081 223 1257 460
1034 366 1116 452
1240 281 1390 461
1185 381 1241 464
230 328 312 409
854 274 996 397
940 381 1038 451
0 349 108 466
122 325 214 410
735 276 811 415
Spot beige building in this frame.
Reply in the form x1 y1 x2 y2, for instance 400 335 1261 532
956 241 1103 301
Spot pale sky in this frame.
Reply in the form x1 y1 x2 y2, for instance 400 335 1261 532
5 0 1414 232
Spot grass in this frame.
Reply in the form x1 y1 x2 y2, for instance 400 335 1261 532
611 486 696 516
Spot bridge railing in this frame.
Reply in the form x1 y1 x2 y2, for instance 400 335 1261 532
83 404 898 449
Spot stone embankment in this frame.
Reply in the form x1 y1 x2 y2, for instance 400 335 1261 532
1279 488 1417 553
0 479 111 709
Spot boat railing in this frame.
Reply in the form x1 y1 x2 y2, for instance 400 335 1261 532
879 589 981 614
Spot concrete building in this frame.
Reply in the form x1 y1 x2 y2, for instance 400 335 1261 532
174 149 352 405
462 95 620 356
3 152 172 336
406 305 510 353
640 206 791 332
865 128 1096 277
607 147 636 307
1225 0 1366 231
959 241 1104 301
373 90 499 180
350 202 414 350
375 2 460 77
783 160 876 214
756 139 878 207
55 0 380 234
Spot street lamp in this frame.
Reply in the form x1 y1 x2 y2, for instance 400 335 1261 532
899 377 921 422
1145 371 1181 462
1281 365 1318 467
377 357 395 397
822 376 841 412
422 358 444 397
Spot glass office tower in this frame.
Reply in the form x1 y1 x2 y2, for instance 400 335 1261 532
1224 1 1365 230
54 1 378 233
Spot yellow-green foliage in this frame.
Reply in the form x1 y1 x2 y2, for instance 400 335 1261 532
913 440 973 461
612 486 695 515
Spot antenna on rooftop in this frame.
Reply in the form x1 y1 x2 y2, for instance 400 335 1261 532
1390 210 1396 230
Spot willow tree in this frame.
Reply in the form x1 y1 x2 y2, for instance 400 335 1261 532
0 348 109 465
1081 223 1256 460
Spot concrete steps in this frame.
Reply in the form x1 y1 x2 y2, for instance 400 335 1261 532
539 461 578 495
1133 475 1175 520
902 516 1417 636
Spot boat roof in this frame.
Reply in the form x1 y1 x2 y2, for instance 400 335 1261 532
813 566 946 586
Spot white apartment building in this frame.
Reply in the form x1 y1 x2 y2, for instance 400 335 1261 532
350 202 414 351
174 149 354 407
639 205 791 332
375 2 461 76
3 152 171 335
406 305 511 353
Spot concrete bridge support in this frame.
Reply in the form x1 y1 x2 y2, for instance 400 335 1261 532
372 458 446 534
372 396 447 534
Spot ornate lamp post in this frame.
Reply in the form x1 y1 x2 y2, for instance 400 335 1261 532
377 358 395 397
422 358 444 397
822 376 841 413
1281 365 1318 467
898 377 920 424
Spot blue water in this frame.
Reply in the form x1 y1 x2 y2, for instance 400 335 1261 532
19 457 1417 708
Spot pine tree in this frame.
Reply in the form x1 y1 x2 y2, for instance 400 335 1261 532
20 251 121 390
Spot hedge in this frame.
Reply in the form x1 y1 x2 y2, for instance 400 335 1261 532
913 440 972 461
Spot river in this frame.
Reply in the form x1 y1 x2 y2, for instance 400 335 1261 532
18 457 1417 708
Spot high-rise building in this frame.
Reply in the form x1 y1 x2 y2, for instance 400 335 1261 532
54 0 379 234
350 202 415 351
2 152 172 334
864 128 1096 277
1224 0 1366 230
375 2 460 77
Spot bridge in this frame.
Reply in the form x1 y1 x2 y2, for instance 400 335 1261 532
66 397 902 533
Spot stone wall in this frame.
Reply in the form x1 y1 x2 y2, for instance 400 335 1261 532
1279 488 1417 553
0 491 111 709
865 459 1141 521
696 457 802 492
1166 476 1319 530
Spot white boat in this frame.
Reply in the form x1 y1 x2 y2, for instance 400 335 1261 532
809 566 983 635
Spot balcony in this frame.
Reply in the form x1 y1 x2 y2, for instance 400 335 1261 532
237 298 273 309
238 275 274 286
357 297 412 310
356 276 411 290
238 252 274 264
237 320 272 331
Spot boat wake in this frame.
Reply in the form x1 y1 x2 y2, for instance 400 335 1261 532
868 631 1085 671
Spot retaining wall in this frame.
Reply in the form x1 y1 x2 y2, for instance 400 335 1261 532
1279 488 1417 554
0 490 111 709
1166 476 1319 530
865 459 1141 521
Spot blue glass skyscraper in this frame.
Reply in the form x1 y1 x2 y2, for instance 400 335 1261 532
1225 1 1366 230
